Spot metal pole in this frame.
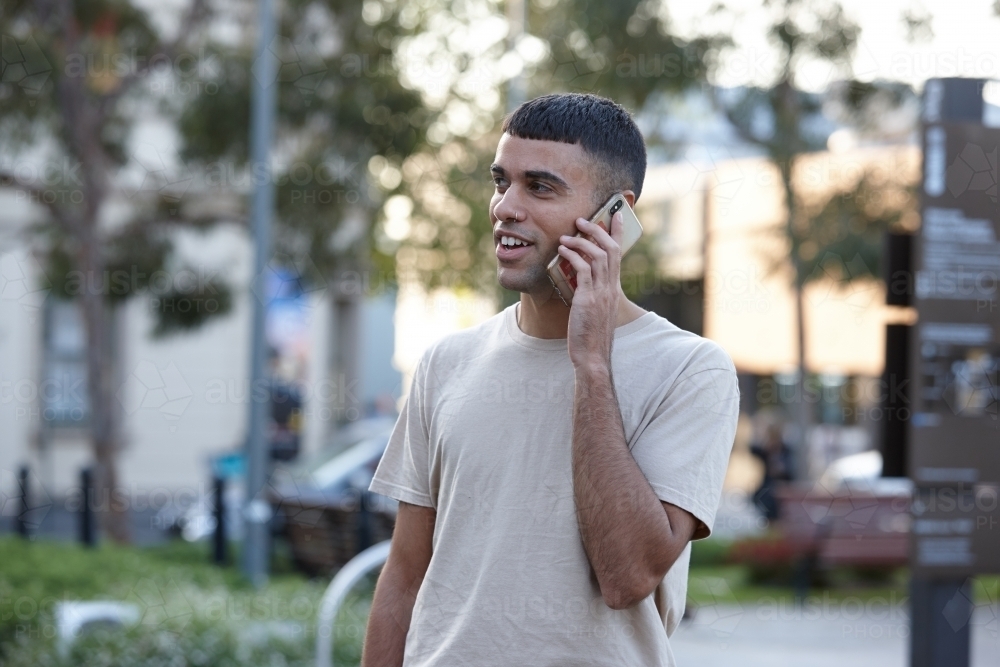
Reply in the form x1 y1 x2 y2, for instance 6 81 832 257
315 540 392 667
910 576 972 667
243 0 277 588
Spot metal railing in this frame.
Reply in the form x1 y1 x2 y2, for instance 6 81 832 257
315 540 391 667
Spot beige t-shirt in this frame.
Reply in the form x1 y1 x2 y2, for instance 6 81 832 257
370 303 739 666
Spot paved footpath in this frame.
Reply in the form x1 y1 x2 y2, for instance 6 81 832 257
671 604 999 667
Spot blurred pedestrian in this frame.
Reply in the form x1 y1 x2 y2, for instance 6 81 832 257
749 423 794 521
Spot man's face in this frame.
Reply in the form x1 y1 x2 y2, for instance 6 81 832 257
489 134 602 294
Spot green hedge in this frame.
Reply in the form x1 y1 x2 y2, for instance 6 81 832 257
0 537 372 666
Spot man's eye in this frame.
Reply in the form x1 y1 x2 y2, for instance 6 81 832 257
493 177 508 189
529 182 552 193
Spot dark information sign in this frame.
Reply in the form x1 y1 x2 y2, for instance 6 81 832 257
911 79 1000 576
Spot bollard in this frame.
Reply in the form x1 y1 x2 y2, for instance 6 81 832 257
213 476 227 565
80 467 96 547
16 466 29 538
356 490 372 555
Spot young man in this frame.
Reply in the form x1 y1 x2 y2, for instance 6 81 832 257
362 93 739 666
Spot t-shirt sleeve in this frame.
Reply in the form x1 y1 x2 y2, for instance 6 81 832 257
369 350 436 508
628 343 739 540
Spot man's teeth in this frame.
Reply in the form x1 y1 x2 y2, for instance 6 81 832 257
501 236 529 247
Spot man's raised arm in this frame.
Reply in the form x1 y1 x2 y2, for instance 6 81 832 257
557 212 701 610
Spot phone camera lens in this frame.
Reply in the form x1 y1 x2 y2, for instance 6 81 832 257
611 201 622 214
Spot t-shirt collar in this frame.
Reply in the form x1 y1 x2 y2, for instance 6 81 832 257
504 302 656 351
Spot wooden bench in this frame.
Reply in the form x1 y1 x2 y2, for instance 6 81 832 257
271 491 396 576
776 480 911 568
731 480 911 590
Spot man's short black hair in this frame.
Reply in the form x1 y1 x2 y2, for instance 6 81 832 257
500 93 647 204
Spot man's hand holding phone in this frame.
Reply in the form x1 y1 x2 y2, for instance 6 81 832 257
556 211 625 371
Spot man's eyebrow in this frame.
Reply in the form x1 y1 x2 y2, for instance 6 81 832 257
489 164 569 189
524 170 569 189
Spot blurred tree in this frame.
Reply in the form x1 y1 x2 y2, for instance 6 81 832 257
375 0 728 309
798 170 918 282
515 0 726 308
177 0 427 283
0 0 427 541
706 0 918 472
524 0 720 108
0 0 226 542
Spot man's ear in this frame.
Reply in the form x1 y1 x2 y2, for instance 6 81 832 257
621 190 636 208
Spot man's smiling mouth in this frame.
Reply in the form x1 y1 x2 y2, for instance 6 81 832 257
496 235 535 260
500 235 531 248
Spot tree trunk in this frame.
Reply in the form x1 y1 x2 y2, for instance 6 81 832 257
793 276 810 480
79 237 131 543
780 156 812 481
53 28 132 541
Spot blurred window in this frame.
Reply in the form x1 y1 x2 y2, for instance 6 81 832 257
818 373 847 425
42 299 89 426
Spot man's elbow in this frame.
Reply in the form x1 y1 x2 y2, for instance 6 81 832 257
600 571 664 610
600 549 686 610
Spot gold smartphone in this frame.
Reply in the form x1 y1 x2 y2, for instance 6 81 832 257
546 193 644 306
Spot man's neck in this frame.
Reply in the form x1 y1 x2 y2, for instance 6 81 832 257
515 290 647 339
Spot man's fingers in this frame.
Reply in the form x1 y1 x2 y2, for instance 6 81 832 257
560 232 606 260
560 236 608 286
575 215 622 256
556 245 593 289
559 233 608 285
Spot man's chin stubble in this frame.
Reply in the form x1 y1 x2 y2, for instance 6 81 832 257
498 264 561 300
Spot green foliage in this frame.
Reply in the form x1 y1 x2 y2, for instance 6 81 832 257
176 0 429 284
0 0 162 161
0 0 242 341
1 0 732 310
150 280 234 336
4 620 313 667
4 536 992 664
711 0 870 290
711 0 922 295
619 231 665 303
378 0 728 301
34 219 232 333
1 0 433 334
721 85 828 157
797 174 917 286
0 537 373 667
525 0 721 107
689 537 733 568
716 0 863 167
175 53 254 164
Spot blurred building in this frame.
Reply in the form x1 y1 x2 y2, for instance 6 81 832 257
0 188 401 499
635 143 920 481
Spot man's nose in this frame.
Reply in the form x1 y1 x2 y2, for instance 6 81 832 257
493 187 526 222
